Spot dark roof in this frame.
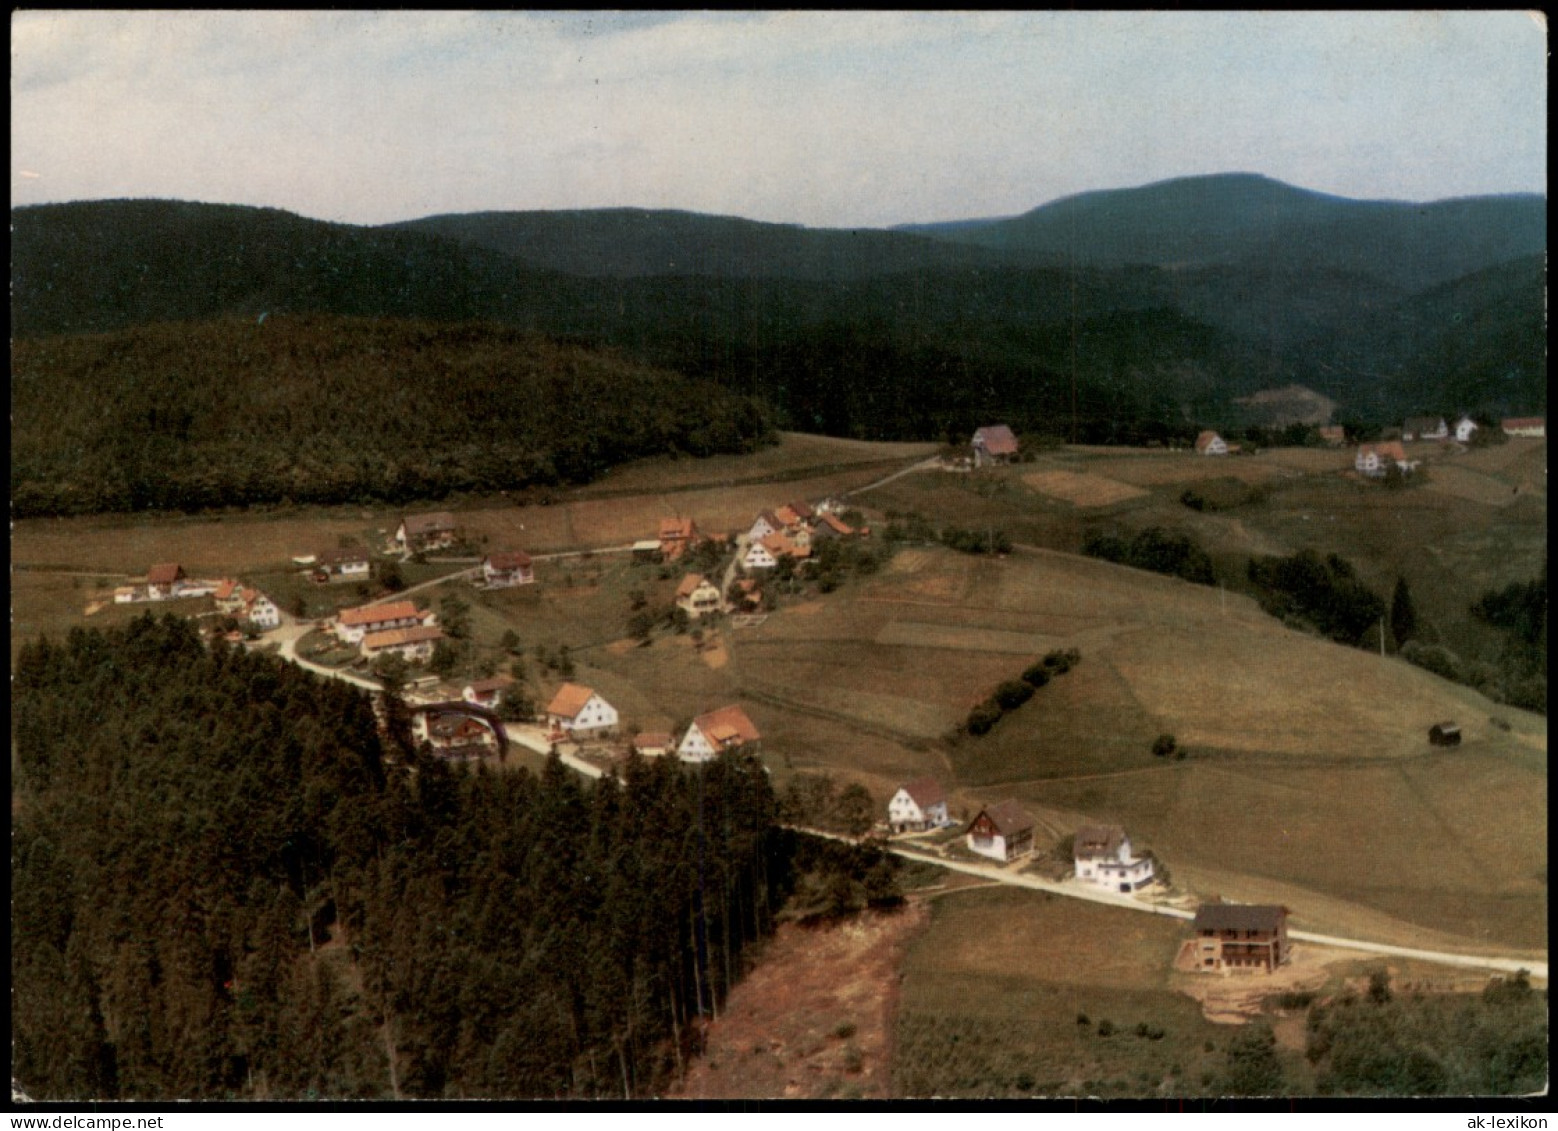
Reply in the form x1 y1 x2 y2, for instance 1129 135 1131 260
465 676 514 694
978 799 1033 837
1192 904 1286 933
401 511 458 536
1403 415 1446 433
1073 824 1126 858
146 563 183 584
898 777 946 809
317 547 370 566
485 550 532 570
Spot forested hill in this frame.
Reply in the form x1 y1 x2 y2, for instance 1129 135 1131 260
11 314 772 517
898 173 1547 292
13 614 788 1099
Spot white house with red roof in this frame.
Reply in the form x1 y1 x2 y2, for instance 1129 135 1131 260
1355 441 1415 478
482 550 534 587
675 573 724 618
360 624 444 662
888 778 950 833
545 683 618 738
145 563 186 600
1453 415 1479 443
463 676 516 709
245 592 281 630
1073 824 1156 893
1501 417 1545 438
966 800 1035 862
334 600 435 644
678 705 761 763
972 425 1019 467
1193 431 1229 456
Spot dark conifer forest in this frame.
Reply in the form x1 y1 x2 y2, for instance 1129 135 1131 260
12 615 789 1098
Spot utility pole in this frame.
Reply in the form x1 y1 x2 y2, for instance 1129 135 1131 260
1379 617 1386 658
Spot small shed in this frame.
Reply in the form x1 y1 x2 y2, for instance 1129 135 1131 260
1428 721 1462 747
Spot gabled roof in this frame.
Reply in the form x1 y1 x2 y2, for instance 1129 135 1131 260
465 676 515 694
975 799 1033 837
972 425 1019 454
753 509 782 530
761 532 809 559
774 505 804 527
1073 824 1127 859
317 547 370 566
362 625 444 649
786 500 816 520
485 550 532 570
691 705 760 746
897 777 946 809
819 513 855 536
401 511 458 536
546 682 600 720
214 579 240 600
659 517 697 540
1193 431 1223 452
1192 903 1286 933
146 563 183 585
339 600 423 627
633 731 673 751
1358 441 1408 462
676 572 714 598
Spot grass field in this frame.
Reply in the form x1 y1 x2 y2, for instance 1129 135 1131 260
1022 469 1150 507
893 887 1281 1097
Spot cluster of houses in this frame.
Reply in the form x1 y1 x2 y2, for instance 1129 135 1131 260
887 776 1290 974
741 499 864 572
333 599 443 662
113 564 280 631
540 681 763 765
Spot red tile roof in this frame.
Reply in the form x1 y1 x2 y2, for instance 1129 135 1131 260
546 682 598 720
820 513 855 536
1359 441 1407 462
899 777 945 809
675 573 711 599
633 731 674 751
146 563 183 585
485 550 532 570
362 625 444 649
1502 417 1545 430
1073 824 1126 859
1194 431 1223 453
973 425 1019 455
339 600 423 627
692 705 760 746
401 511 458 536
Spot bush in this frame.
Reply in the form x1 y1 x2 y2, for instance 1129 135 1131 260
1096 1019 1115 1038
1020 662 1051 688
965 700 1004 736
993 680 1034 711
1399 640 1464 683
1151 733 1177 758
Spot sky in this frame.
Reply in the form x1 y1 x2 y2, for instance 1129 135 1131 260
10 10 1548 228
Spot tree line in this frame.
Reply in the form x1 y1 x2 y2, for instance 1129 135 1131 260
13 614 790 1099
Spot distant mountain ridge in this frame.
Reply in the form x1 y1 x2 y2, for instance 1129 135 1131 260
896 173 1546 292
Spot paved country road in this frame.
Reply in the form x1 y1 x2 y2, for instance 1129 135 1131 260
796 827 1548 979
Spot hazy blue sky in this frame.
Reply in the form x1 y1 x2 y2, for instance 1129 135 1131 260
11 10 1547 227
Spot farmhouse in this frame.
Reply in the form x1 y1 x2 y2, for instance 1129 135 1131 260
246 592 281 630
1193 431 1228 456
887 778 950 833
679 705 761 763
675 573 724 618
742 539 778 570
658 517 702 562
1453 415 1479 443
1402 416 1448 442
482 550 535 588
1189 904 1289 973
145 563 186 599
747 510 782 542
416 711 496 752
335 600 434 645
213 579 246 615
545 683 619 738
314 548 372 583
1072 824 1155 893
463 676 515 709
971 425 1019 467
966 800 1035 862
396 511 461 554
811 512 858 541
1501 417 1545 438
1355 441 1414 478
1429 720 1462 747
360 624 444 663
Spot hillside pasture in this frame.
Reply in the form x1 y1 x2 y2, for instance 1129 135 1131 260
1421 464 1528 508
1021 469 1149 508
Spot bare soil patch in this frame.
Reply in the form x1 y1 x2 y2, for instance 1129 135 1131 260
670 903 930 1100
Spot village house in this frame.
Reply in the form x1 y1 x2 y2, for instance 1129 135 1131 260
971 425 1020 467
1317 425 1347 446
966 800 1035 862
395 511 461 554
145 563 186 600
360 624 444 663
1355 441 1415 478
747 510 783 543
1189 904 1289 973
545 683 619 739
730 578 763 612
1402 416 1448 442
631 732 674 758
415 710 497 753
1453 415 1479 443
313 548 372 583
741 539 778 571
482 550 535 588
1072 824 1156 893
747 532 809 570
1193 431 1228 456
631 539 663 562
1501 417 1545 438
810 512 858 542
463 676 516 709
678 705 761 762
658 517 702 562
675 573 724 618
213 580 247 615
246 592 281 631
887 778 950 833
334 600 435 645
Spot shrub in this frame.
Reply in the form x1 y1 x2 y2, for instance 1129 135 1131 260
1020 663 1051 688
833 1021 857 1040
1399 640 1464 683
965 700 1004 736
1096 1019 1115 1038
993 680 1034 711
1151 733 1178 758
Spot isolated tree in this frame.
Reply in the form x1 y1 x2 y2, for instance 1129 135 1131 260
835 784 875 837
1151 733 1178 759
1390 577 1418 645
499 629 521 655
439 595 471 640
380 561 405 592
